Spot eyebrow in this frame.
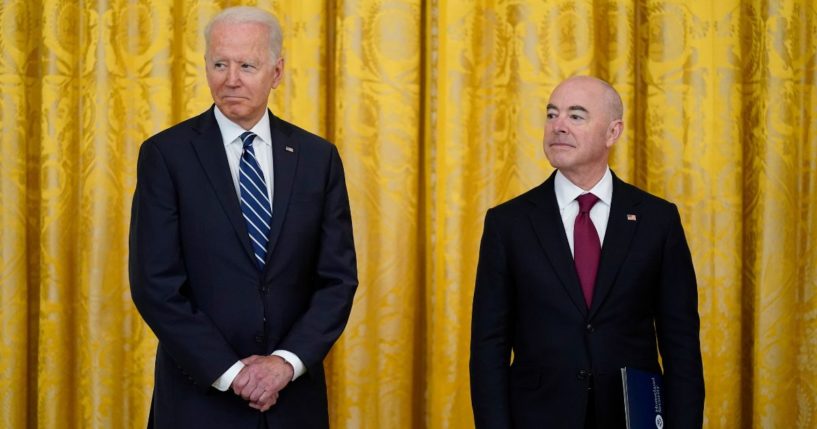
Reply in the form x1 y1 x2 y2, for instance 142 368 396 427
546 103 589 114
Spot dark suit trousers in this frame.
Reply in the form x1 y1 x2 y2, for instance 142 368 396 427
585 389 596 429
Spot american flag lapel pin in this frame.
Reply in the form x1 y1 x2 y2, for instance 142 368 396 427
627 214 637 221
285 146 294 153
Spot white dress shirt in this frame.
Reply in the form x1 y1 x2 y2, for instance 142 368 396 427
554 168 613 257
210 106 305 391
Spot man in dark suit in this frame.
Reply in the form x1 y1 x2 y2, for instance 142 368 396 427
129 6 357 428
470 76 704 428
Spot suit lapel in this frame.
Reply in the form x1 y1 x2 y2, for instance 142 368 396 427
189 108 256 262
528 175 589 317
589 174 641 318
264 113 298 265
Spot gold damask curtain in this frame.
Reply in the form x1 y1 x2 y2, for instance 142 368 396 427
1 0 815 428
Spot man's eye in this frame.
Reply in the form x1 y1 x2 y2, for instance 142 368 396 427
546 112 557 119
570 115 584 120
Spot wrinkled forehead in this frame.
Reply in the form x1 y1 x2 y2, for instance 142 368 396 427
206 22 274 62
209 21 270 44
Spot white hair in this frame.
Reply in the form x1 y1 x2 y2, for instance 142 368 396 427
204 6 283 60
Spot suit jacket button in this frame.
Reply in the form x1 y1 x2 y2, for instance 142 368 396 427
577 370 589 380
586 323 594 333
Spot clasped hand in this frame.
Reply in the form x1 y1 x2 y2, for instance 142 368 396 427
231 355 294 412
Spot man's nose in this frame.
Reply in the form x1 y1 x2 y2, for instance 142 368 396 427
551 115 568 133
226 65 240 86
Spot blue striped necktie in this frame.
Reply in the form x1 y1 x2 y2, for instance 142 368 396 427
238 131 271 269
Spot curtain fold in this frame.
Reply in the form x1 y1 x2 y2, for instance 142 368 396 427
326 0 424 426
1 0 815 427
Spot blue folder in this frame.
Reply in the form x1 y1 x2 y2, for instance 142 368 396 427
621 367 665 429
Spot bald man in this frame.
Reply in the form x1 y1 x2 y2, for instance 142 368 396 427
470 76 704 428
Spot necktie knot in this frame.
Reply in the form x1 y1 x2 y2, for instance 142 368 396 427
577 193 599 214
240 131 257 149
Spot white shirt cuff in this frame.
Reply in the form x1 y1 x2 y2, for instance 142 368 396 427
211 360 245 391
271 350 306 381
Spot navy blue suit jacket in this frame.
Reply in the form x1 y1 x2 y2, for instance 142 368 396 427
470 172 704 428
130 107 357 428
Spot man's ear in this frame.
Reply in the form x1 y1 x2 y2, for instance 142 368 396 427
271 57 285 89
606 119 623 148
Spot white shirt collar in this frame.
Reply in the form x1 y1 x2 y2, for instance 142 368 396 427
554 167 613 210
213 105 272 148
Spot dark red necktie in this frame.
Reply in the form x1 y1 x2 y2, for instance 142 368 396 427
574 193 600 308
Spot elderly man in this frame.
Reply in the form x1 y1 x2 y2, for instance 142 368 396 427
129 6 357 428
470 76 704 428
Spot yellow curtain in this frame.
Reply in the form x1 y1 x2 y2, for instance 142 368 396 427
1 0 815 428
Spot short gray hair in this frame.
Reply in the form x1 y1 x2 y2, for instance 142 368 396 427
204 6 283 60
